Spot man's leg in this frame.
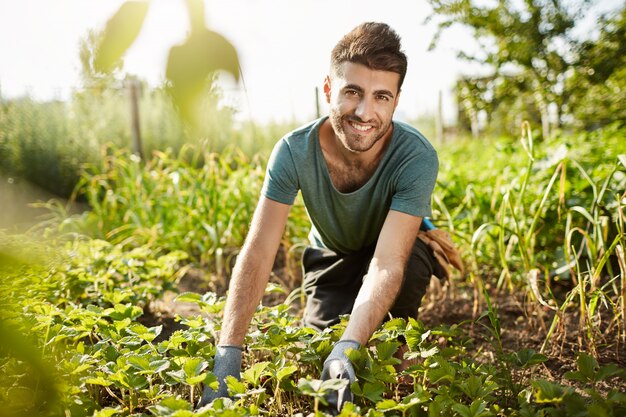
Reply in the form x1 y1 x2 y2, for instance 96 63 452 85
301 237 437 330
301 245 375 331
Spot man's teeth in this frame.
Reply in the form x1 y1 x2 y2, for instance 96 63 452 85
350 122 371 131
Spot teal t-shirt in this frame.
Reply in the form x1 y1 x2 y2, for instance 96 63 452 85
261 116 438 254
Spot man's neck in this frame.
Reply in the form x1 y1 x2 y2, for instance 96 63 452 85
319 120 393 193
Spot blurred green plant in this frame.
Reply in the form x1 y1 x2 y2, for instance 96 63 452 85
0 88 295 200
3 128 626 415
93 0 239 126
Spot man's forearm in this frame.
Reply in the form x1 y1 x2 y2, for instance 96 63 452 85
341 259 405 344
216 197 290 346
218 243 275 346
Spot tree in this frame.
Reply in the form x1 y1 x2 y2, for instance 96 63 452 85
428 0 591 137
566 7 626 129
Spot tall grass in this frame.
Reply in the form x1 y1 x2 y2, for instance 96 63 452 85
52 144 309 279
0 86 294 198
435 123 626 349
6 93 625 353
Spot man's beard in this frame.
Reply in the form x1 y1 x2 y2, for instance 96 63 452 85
329 109 392 154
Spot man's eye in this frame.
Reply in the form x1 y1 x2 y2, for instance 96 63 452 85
377 95 390 101
346 90 359 96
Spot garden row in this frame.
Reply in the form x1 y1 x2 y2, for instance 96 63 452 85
1 123 625 416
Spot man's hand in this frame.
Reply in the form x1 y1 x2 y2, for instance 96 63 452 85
321 340 360 415
198 345 243 407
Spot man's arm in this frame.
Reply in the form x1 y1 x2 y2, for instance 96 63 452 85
219 196 291 346
342 210 423 344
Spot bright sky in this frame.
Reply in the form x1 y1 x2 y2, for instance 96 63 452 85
0 0 615 124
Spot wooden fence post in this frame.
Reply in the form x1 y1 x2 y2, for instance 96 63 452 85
315 86 321 119
127 79 144 159
436 90 444 144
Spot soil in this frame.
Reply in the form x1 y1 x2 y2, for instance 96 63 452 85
141 261 626 395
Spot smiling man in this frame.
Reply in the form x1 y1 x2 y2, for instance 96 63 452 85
200 22 440 414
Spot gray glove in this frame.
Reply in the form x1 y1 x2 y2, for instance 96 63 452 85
198 345 243 407
321 339 360 415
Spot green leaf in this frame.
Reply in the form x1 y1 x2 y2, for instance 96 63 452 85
265 282 286 294
297 378 323 396
576 353 599 380
382 318 407 333
376 399 398 410
452 403 472 417
596 363 626 382
420 346 439 358
459 375 484 400
166 369 187 383
166 28 239 123
531 379 572 403
186 373 207 385
127 355 151 372
106 304 143 320
276 365 298 381
469 399 488 416
426 358 456 385
174 292 202 304
128 372 149 390
93 408 121 417
297 377 348 402
94 1 150 73
85 376 113 387
204 373 219 391
225 375 247 395
150 359 171 373
183 357 208 378
242 361 270 386
150 396 192 415
510 348 548 368
375 340 402 362
362 381 385 403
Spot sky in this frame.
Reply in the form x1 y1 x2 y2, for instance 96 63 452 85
0 0 617 124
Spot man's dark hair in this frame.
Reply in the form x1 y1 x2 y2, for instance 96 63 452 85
331 22 408 90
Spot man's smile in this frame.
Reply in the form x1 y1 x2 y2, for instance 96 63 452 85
348 121 373 132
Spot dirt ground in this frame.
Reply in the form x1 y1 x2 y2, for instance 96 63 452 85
142 265 626 395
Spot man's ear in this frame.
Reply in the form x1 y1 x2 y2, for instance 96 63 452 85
323 76 332 103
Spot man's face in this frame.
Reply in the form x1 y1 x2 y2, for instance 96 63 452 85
325 62 401 154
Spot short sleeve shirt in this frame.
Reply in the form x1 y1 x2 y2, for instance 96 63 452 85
261 116 439 254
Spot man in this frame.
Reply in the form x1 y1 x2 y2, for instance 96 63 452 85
200 22 440 413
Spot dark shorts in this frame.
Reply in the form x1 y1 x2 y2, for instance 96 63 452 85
301 236 438 331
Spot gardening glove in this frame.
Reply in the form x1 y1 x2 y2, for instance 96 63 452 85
321 339 360 415
198 345 242 407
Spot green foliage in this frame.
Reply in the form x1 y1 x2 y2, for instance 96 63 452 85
566 7 626 130
93 1 150 74
0 88 237 198
2 117 626 415
51 144 308 273
436 125 626 290
429 0 625 135
93 0 239 126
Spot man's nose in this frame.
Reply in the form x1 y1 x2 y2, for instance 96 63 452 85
355 97 374 121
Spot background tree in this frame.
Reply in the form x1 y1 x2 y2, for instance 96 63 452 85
565 7 626 130
428 0 596 137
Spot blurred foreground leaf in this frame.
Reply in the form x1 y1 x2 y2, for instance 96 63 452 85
94 1 150 73
166 28 239 123
0 321 59 417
